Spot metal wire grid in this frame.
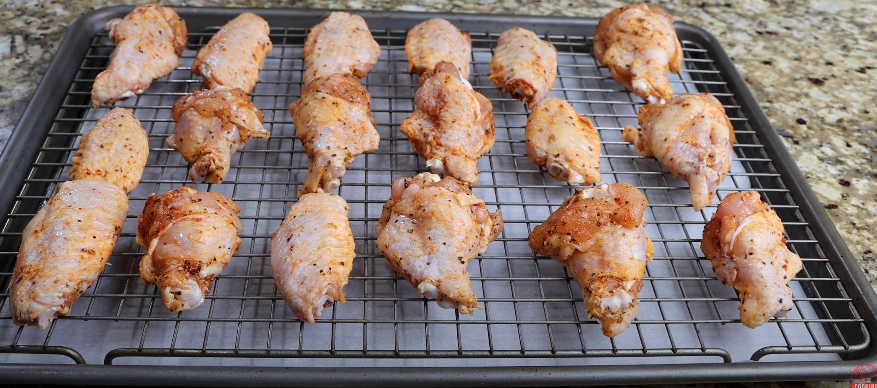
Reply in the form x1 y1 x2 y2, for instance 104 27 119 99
0 23 868 367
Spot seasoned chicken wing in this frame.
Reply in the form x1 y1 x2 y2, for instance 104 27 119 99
405 18 472 79
192 12 272 94
303 12 381 85
488 27 557 108
9 180 128 328
375 173 503 314
168 86 270 184
529 183 654 337
701 190 803 328
137 187 243 312
271 193 356 323
593 4 683 104
525 98 601 185
623 93 735 211
91 3 187 107
399 62 495 186
289 73 379 196
69 107 149 193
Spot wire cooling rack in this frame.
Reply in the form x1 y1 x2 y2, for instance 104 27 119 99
0 15 869 369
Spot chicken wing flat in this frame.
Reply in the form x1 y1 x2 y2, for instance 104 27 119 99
10 179 128 328
271 193 355 323
69 107 149 193
525 98 601 185
91 3 187 107
487 27 557 109
192 12 272 94
289 73 379 196
375 173 503 314
623 93 735 211
529 183 654 337
701 190 803 328
303 12 381 85
168 86 270 184
405 18 472 79
137 187 243 312
399 62 495 186
593 4 683 104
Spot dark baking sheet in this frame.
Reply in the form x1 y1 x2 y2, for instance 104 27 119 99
0 6 874 386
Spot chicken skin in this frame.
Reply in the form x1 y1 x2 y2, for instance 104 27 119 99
405 18 472 79
701 191 803 328
529 183 654 337
525 98 602 185
623 93 734 211
488 27 557 109
399 62 495 186
192 12 272 94
375 173 503 314
593 4 683 104
9 180 128 328
168 86 271 184
91 3 187 107
303 12 381 85
69 107 150 193
271 193 356 323
289 73 379 196
137 187 243 312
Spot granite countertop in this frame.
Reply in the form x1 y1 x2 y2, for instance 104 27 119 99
0 0 874 384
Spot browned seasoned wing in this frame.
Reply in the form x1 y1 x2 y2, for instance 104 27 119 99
405 18 472 79
192 12 272 93
487 27 557 108
302 12 381 85
525 98 601 185
69 107 149 193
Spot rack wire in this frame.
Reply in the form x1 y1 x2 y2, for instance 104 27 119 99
0 22 868 367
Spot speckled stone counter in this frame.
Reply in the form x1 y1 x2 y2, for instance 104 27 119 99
0 0 874 384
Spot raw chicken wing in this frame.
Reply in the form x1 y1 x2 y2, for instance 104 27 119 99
375 173 503 314
69 107 150 193
488 27 557 108
137 187 243 312
91 3 187 107
529 183 654 337
405 18 472 79
192 12 272 93
623 93 734 211
303 12 381 85
9 180 128 328
399 62 495 186
701 190 803 328
271 193 356 323
525 98 601 185
593 4 682 104
289 73 379 196
168 86 271 184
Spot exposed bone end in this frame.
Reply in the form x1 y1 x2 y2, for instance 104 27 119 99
426 158 446 175
417 281 473 313
161 281 205 312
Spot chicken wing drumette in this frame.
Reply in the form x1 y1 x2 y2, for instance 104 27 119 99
529 183 654 337
525 97 602 185
192 12 273 93
91 3 187 107
487 27 557 108
623 93 734 211
168 86 271 184
271 193 356 323
289 73 379 196
593 4 683 104
10 108 149 328
405 18 472 79
701 190 803 328
137 187 243 312
303 12 381 85
399 62 495 186
375 173 503 314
